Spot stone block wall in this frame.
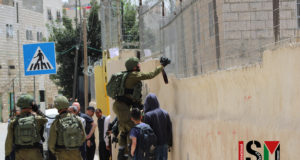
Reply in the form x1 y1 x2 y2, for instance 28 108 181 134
0 2 58 122
220 0 298 69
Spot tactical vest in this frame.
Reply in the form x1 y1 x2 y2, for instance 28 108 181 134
56 114 84 148
125 81 142 102
13 115 41 146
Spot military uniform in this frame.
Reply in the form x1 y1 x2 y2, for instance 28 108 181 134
48 95 86 160
113 57 163 152
5 94 47 160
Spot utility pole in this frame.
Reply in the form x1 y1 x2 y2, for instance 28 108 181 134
162 0 165 17
75 0 78 27
16 2 21 92
72 0 83 102
139 0 143 54
79 0 82 23
83 8 88 111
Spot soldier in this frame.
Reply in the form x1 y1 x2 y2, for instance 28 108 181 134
48 95 86 160
5 94 47 160
112 57 170 159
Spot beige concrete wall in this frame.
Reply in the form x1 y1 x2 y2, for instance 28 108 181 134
107 46 300 159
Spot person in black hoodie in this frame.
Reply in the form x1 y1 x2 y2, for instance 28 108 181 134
143 93 173 160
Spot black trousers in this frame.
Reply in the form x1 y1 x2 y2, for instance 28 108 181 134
99 141 110 160
86 140 96 160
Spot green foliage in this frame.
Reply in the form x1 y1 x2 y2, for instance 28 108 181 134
49 0 139 96
49 2 102 98
88 0 102 61
122 0 139 48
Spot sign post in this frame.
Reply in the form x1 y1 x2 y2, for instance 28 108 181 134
23 42 56 112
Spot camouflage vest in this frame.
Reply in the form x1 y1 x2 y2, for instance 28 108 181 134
107 72 142 101
14 115 41 146
56 113 84 148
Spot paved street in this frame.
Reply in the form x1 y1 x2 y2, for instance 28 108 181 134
0 123 8 158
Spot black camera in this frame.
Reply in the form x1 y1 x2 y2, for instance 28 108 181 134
160 56 171 67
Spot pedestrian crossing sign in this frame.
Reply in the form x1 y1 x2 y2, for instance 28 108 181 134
23 42 56 76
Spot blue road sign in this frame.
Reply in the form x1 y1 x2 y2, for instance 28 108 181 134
23 42 56 76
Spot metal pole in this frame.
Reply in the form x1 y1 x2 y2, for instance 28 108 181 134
139 0 143 55
33 76 36 100
273 0 280 43
12 79 15 117
213 0 221 69
83 8 88 111
162 0 165 17
79 0 82 23
75 0 78 27
17 31 21 92
72 48 79 102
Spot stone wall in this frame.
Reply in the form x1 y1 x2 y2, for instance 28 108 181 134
0 2 58 121
221 0 298 68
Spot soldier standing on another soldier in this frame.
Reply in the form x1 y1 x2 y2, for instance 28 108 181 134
110 57 170 160
5 94 47 160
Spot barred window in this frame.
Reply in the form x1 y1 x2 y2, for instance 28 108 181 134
6 24 13 38
48 9 52 20
26 30 33 40
57 10 61 22
37 32 43 41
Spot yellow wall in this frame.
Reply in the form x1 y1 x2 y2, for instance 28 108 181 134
94 51 110 116
107 47 300 159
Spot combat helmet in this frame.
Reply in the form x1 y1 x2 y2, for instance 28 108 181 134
54 95 69 110
125 57 139 71
17 94 34 109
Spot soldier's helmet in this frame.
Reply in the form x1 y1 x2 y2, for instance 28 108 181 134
17 94 34 109
54 95 69 110
125 57 139 71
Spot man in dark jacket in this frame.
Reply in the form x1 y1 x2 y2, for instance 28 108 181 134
143 93 173 160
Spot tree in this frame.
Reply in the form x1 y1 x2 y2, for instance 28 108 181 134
122 0 139 48
88 0 102 61
48 14 77 98
49 2 102 98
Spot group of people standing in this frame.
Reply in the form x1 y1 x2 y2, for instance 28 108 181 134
5 94 111 160
5 56 173 160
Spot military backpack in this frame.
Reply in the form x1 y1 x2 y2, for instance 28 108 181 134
14 115 41 146
106 71 142 101
56 114 84 148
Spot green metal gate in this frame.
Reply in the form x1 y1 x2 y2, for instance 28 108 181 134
9 93 14 117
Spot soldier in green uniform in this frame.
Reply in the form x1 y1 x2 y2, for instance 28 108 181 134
5 94 48 160
113 57 170 159
48 95 86 160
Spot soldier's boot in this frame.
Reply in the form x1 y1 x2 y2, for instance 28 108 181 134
118 148 128 160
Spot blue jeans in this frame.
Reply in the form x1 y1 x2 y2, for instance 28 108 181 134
155 144 168 160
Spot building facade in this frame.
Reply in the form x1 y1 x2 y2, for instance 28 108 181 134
0 0 61 122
